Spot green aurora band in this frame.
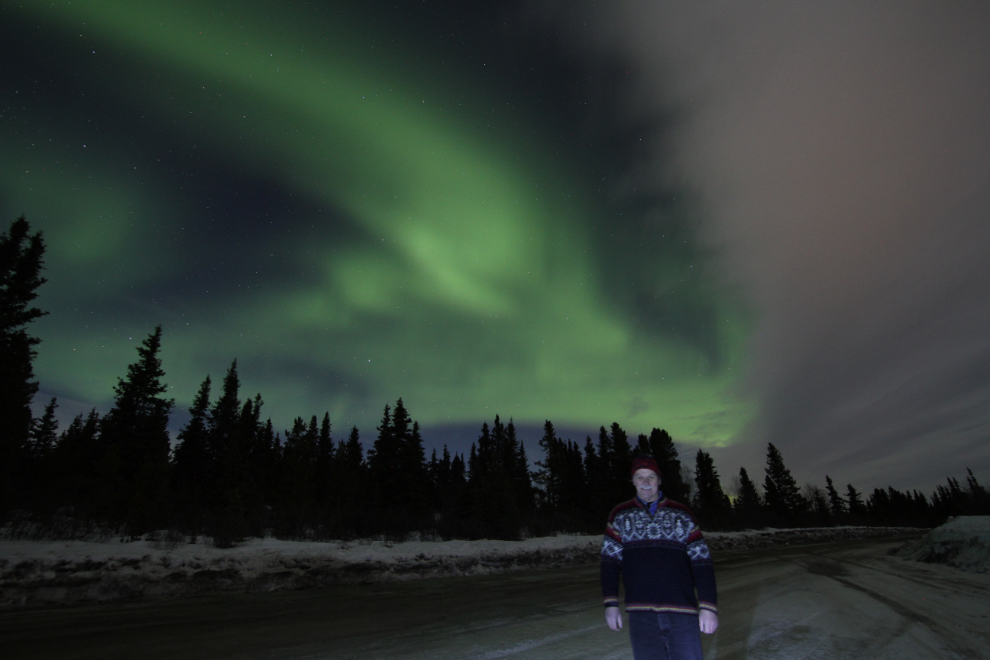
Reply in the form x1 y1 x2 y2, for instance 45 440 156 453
4 1 752 444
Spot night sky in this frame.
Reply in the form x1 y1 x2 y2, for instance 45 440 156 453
2 1 988 493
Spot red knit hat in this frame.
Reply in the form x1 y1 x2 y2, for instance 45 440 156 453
631 456 661 477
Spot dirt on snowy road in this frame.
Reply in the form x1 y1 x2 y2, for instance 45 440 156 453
2 536 988 660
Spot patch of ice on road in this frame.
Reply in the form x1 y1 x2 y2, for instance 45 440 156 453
894 516 990 573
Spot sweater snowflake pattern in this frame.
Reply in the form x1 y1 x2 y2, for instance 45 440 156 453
600 497 717 615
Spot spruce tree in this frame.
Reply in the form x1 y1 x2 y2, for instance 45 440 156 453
595 426 614 508
648 428 686 502
367 399 428 533
693 449 731 527
450 452 466 486
535 420 560 509
208 361 242 470
598 426 622 492
560 439 587 524
846 484 865 516
428 448 441 509
385 400 429 529
206 361 247 544
465 416 523 539
439 449 467 538
435 445 450 494
404 419 430 525
30 398 59 455
236 394 267 532
473 422 492 480
763 443 806 521
806 485 832 524
609 422 632 503
0 217 48 513
367 403 394 502
25 396 56 470
508 419 534 514
583 436 606 520
332 426 366 535
254 417 278 514
734 467 763 527
870 484 892 516
391 399 411 447
98 327 175 531
825 475 847 515
762 473 781 517
172 375 212 531
314 412 334 522
26 398 59 511
965 469 989 514
279 416 318 535
49 409 101 514
466 443 479 485
492 415 507 470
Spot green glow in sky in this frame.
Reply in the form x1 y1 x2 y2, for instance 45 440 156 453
5 1 753 444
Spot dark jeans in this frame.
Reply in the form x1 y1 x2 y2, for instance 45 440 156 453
628 611 703 660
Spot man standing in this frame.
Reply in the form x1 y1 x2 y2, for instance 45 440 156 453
601 456 718 659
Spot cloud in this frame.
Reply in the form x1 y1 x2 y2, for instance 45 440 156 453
552 0 990 490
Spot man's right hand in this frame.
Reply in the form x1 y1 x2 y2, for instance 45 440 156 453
605 606 623 631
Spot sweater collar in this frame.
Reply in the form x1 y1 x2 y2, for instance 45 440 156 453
636 493 665 515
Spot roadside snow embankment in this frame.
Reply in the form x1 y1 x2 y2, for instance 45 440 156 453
893 516 990 573
0 526 920 609
0 534 598 609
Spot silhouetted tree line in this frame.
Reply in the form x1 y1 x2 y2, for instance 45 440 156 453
3 217 988 543
718 445 989 531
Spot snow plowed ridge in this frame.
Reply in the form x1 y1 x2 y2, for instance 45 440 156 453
0 526 921 609
893 516 990 573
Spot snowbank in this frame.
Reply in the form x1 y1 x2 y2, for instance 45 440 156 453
0 534 600 609
0 526 921 609
707 525 921 552
893 516 990 573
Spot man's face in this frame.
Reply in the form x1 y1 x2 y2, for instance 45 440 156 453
633 469 661 502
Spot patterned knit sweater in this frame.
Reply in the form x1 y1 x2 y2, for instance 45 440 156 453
600 497 717 615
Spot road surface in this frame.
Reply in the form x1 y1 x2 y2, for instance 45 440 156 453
3 536 988 659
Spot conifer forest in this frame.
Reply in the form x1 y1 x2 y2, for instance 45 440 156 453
2 217 988 545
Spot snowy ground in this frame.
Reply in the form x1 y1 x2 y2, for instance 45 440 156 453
893 515 990 572
0 525 922 609
5 535 989 660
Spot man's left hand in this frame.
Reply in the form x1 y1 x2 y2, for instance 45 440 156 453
699 610 718 634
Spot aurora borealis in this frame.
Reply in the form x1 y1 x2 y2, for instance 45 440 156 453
3 1 989 493
1 2 748 451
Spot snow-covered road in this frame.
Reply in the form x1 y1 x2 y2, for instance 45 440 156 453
3 535 988 659
711 538 989 659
